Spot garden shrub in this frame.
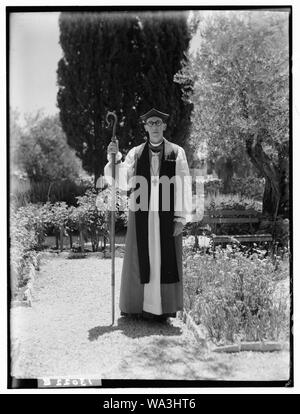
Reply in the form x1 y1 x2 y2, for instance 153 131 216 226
48 201 70 249
12 178 91 208
205 193 262 213
10 203 48 297
203 178 222 195
183 245 290 345
10 186 129 297
201 176 264 201
229 176 265 201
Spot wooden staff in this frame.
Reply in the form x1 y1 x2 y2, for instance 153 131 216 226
106 111 118 326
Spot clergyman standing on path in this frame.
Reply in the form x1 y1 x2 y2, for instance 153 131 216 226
104 108 193 322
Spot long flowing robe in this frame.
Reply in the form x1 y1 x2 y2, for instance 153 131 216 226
104 137 192 316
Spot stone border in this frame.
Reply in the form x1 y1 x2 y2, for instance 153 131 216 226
179 309 289 353
178 309 210 349
213 341 289 353
10 251 56 308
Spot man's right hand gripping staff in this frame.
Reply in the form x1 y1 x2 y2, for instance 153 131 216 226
105 139 122 187
107 140 119 160
104 140 136 192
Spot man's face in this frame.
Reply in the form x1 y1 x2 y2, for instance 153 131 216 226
144 116 166 143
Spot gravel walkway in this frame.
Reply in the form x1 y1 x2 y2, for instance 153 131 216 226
11 253 290 381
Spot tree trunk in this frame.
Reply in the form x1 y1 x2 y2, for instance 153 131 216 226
79 228 85 253
215 156 234 194
262 177 288 217
59 225 64 252
278 147 289 217
55 233 59 250
91 229 99 252
222 158 234 193
245 134 288 217
262 178 279 216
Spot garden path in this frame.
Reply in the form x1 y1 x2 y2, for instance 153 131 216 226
11 254 290 381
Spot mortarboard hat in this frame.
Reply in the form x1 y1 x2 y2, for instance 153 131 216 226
140 108 170 122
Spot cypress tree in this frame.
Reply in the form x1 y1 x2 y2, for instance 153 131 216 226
136 11 193 148
57 11 192 183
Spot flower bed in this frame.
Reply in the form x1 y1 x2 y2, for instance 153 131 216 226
183 244 290 345
10 203 47 300
10 186 128 302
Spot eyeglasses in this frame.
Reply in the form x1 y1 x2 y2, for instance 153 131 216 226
145 120 163 127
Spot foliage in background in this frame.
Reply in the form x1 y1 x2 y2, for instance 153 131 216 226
10 186 128 295
177 10 289 217
10 108 23 170
229 176 265 201
10 111 93 208
202 176 265 201
10 203 51 296
15 113 83 184
76 188 110 251
11 177 91 209
187 193 264 238
183 244 290 344
57 10 193 183
10 109 93 208
204 193 262 213
203 178 222 196
212 155 262 194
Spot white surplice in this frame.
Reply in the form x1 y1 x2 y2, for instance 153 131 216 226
142 151 163 314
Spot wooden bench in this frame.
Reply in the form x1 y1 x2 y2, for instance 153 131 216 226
210 233 273 249
198 209 273 249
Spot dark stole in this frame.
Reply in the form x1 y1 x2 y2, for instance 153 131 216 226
134 140 179 284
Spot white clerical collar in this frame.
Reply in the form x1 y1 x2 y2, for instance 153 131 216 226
149 139 164 147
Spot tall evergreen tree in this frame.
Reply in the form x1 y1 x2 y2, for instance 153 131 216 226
135 11 193 149
57 11 192 183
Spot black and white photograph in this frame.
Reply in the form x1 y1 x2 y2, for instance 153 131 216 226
6 4 293 391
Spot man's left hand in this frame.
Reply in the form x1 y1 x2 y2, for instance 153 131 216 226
173 221 184 236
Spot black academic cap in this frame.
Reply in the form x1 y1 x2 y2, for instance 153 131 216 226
140 108 169 122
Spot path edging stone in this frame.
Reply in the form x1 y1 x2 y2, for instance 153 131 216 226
213 341 289 353
11 251 53 308
179 309 209 349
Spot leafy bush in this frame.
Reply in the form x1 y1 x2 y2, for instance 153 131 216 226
229 176 265 201
96 187 129 233
205 192 262 213
199 176 264 201
11 202 50 250
75 188 109 252
10 203 49 296
183 245 289 345
11 179 90 209
203 178 222 195
10 186 129 297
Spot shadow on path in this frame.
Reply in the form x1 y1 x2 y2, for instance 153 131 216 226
88 316 182 341
92 325 234 380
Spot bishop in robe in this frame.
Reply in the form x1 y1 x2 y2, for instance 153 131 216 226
104 108 193 322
